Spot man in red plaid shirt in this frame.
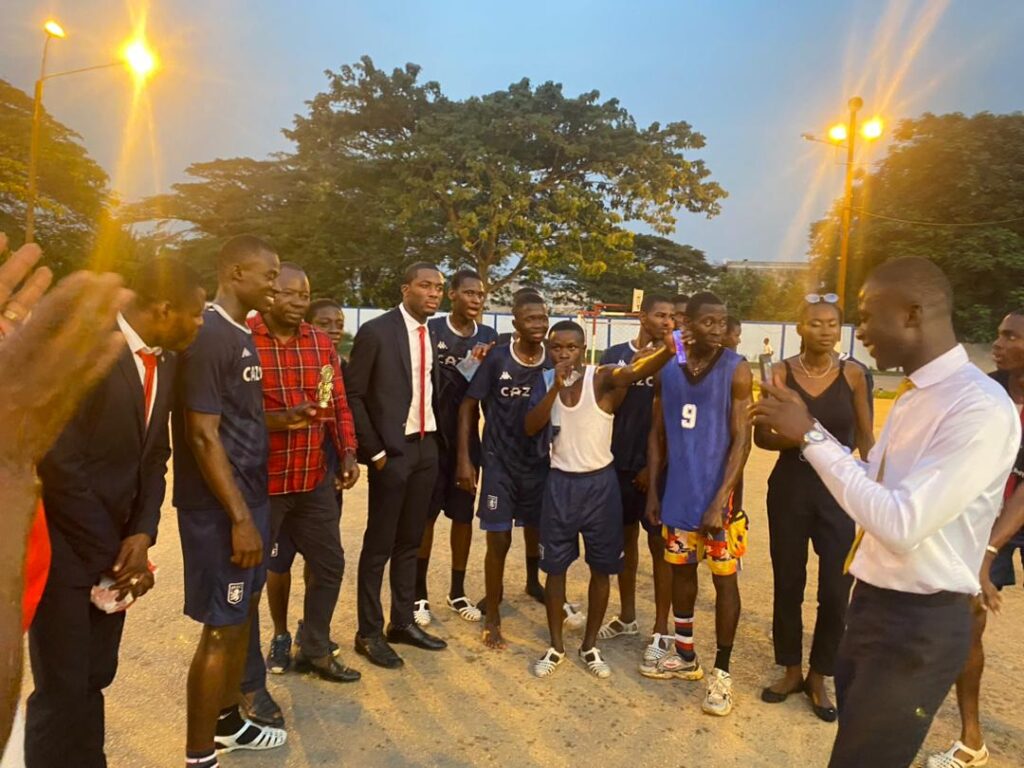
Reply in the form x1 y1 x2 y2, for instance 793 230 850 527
241 262 362 706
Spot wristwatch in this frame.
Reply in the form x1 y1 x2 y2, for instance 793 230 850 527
801 422 827 447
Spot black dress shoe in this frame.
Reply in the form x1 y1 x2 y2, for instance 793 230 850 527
294 652 362 683
804 685 838 722
354 633 404 669
240 687 285 728
385 622 448 651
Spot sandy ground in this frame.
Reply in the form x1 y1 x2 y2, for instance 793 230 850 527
13 399 1024 767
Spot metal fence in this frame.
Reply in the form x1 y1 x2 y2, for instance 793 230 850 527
341 308 871 366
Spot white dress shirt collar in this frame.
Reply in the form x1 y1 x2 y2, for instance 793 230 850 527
906 344 968 390
399 302 427 331
116 313 162 356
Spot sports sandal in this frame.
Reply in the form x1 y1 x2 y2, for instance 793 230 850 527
927 741 990 768
642 633 674 665
446 595 482 622
562 602 587 632
413 599 432 627
533 647 566 678
579 647 611 678
598 615 639 640
215 719 287 754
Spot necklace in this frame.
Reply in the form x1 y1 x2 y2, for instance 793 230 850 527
798 353 835 379
514 340 543 365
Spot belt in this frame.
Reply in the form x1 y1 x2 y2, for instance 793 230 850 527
405 432 435 443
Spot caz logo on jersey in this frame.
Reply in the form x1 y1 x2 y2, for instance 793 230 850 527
243 364 263 383
498 369 531 397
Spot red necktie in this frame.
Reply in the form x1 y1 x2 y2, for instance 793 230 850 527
417 325 426 437
137 350 158 429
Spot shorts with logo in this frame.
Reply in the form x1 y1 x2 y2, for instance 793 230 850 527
617 469 657 533
662 509 749 576
430 448 476 524
540 465 624 576
477 461 547 532
178 499 271 626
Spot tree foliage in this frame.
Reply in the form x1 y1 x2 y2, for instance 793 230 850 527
809 112 1024 341
128 56 726 305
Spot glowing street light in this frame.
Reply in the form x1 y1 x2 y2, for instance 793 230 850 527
828 123 848 143
24 21 159 243
861 117 884 140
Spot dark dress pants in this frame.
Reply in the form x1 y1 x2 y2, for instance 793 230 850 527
357 434 438 636
767 462 855 675
828 582 972 768
242 474 344 691
26 580 126 768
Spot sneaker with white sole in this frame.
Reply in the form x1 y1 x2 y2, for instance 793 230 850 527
639 652 704 680
642 633 674 665
927 740 990 768
702 668 733 716
533 647 566 678
579 647 611 679
563 602 586 632
598 615 639 640
413 599 432 627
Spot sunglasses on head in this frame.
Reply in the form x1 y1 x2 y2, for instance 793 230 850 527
805 293 839 305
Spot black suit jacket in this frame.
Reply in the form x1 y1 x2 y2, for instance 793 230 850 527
346 307 443 465
37 346 175 587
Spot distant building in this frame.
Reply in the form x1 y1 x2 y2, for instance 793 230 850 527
723 259 813 283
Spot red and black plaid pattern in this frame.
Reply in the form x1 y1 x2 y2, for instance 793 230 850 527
249 315 357 495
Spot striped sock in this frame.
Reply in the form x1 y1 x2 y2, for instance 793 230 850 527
185 750 218 768
674 613 695 661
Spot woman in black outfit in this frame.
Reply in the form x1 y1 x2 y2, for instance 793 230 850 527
755 297 874 721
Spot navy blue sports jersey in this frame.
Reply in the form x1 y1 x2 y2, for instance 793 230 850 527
428 316 498 456
466 342 551 475
601 341 656 472
173 305 269 510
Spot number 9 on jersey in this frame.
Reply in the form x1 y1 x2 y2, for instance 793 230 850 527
680 403 697 429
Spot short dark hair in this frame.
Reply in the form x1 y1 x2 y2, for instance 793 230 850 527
686 291 724 318
726 316 742 332
513 284 546 301
549 320 586 342
513 291 545 312
279 261 305 275
134 257 204 310
641 294 673 313
673 294 690 306
217 234 276 271
306 298 342 322
451 268 483 290
403 262 442 285
867 256 953 314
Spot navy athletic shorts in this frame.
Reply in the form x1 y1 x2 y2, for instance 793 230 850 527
617 469 657 533
430 449 476 524
540 464 624 576
178 499 271 627
477 461 548 532
991 528 1024 589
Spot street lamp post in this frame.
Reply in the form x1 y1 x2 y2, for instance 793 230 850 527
835 96 862 311
23 20 157 244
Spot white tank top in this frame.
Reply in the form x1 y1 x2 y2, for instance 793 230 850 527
550 365 615 473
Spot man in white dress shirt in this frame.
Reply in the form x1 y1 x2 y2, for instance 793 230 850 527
752 257 1019 768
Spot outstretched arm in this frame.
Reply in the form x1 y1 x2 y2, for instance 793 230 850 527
601 333 674 391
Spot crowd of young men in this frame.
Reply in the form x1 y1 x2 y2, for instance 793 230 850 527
12 230 1024 768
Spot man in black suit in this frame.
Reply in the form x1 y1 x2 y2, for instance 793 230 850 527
27 258 206 768
347 262 449 667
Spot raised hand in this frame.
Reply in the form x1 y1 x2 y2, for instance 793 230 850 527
0 233 53 340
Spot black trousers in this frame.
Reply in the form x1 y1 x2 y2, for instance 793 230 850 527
829 582 972 768
25 580 126 768
357 434 438 636
767 461 854 675
241 474 344 691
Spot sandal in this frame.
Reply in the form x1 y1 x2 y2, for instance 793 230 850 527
598 615 639 640
562 602 587 632
215 718 287 754
413 599 432 627
642 633 674 665
446 595 482 622
533 647 566 677
927 741 990 768
579 647 611 679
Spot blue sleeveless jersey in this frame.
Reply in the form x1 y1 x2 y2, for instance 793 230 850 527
660 348 742 531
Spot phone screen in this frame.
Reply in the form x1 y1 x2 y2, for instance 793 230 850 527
759 359 772 385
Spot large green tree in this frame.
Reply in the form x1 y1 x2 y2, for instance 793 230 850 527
809 112 1024 340
130 57 726 304
0 78 117 274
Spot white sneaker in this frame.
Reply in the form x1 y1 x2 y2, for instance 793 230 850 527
579 647 611 679
563 602 586 632
413 599 432 627
927 740 990 768
642 633 674 665
702 668 733 716
639 652 704 680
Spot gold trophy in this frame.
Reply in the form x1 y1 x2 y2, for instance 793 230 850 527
316 365 334 410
